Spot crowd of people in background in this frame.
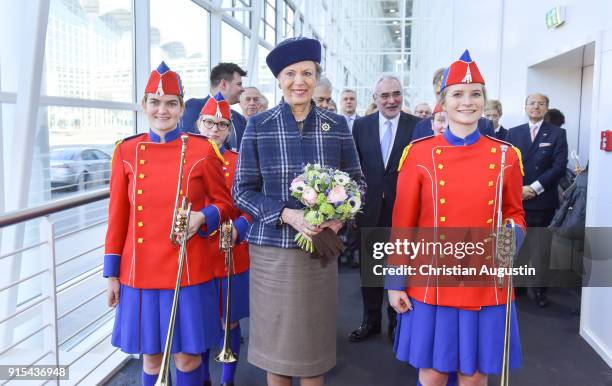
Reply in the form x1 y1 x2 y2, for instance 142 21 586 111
105 35 572 386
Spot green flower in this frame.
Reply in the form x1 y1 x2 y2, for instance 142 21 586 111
320 203 336 217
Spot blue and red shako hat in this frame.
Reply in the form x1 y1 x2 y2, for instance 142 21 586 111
144 61 184 97
440 50 485 92
266 37 321 77
200 92 231 121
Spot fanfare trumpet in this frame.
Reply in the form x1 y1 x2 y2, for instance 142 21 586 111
216 220 238 363
493 144 517 386
156 135 191 386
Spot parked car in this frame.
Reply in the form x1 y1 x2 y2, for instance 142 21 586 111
50 147 111 191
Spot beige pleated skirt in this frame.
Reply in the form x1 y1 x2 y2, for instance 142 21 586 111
248 244 337 377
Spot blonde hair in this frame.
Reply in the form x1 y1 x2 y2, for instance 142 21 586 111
485 99 502 115
365 102 378 115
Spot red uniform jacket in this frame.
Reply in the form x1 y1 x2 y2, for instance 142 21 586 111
391 133 526 309
209 148 251 278
103 130 232 289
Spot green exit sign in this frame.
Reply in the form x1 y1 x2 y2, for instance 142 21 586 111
546 6 566 29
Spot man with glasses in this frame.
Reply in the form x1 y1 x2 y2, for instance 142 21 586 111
350 75 420 343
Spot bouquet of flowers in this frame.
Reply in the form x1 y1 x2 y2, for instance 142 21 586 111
290 163 362 253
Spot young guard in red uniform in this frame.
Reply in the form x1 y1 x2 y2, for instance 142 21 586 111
197 92 252 386
387 50 526 386
104 62 232 386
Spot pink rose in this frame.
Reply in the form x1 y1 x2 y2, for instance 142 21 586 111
302 186 318 207
327 185 348 204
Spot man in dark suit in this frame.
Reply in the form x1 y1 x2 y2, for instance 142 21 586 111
350 75 420 342
178 62 247 150
339 88 361 268
507 93 568 307
340 88 360 133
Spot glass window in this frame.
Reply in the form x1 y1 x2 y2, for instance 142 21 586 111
1 103 15 198
44 0 134 102
260 0 276 45
150 0 210 99
80 150 98 161
223 0 251 28
257 45 275 108
0 4 22 93
221 22 248 70
283 2 295 38
40 106 133 203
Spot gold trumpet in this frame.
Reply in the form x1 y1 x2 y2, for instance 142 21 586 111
493 144 517 386
156 136 191 386
216 220 238 363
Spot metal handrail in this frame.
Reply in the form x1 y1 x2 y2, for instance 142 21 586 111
58 288 106 321
56 220 108 240
59 308 114 346
0 324 50 356
0 241 46 260
67 331 113 366
0 188 109 228
56 266 103 295
56 243 104 267
0 296 49 325
0 269 48 293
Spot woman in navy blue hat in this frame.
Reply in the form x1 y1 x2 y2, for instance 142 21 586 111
233 37 364 386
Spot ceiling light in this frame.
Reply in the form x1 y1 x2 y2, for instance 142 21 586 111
395 30 400 34
392 21 399 25
390 9 396 12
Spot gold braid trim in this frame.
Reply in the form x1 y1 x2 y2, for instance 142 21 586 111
398 144 413 172
208 139 227 165
110 139 123 164
511 146 525 176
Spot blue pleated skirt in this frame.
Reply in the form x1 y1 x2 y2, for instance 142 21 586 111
394 298 522 375
111 282 222 355
215 270 249 322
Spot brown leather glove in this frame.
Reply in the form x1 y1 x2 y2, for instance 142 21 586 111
312 228 345 261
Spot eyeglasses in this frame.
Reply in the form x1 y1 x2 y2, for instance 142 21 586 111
200 118 230 131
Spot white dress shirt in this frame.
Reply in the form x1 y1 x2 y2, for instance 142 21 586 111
344 113 357 132
378 112 400 167
529 119 545 195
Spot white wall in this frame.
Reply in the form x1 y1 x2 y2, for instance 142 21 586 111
410 0 612 368
526 65 582 156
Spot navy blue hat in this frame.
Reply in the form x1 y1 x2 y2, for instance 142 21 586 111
266 37 321 77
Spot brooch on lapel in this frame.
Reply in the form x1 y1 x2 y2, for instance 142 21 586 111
321 122 331 132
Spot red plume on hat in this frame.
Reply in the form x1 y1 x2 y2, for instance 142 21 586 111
199 92 231 121
440 50 485 91
144 61 184 97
